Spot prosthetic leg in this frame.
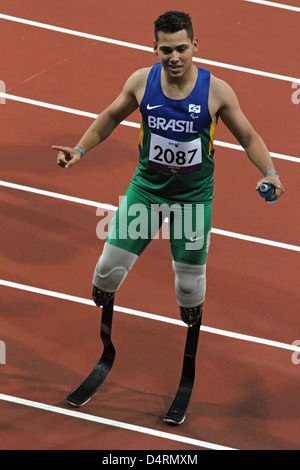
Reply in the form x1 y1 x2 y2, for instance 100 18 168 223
67 244 137 407
164 304 203 425
67 289 203 425
67 244 205 425
66 287 116 407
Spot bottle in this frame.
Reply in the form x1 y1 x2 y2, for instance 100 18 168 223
258 183 277 203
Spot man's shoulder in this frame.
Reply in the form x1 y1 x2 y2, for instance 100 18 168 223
124 67 152 102
209 74 238 108
127 67 152 86
210 74 232 96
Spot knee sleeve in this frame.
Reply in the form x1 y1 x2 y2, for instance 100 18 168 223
93 243 138 293
172 261 206 308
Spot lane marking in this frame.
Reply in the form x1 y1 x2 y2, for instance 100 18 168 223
211 228 300 252
0 393 235 450
242 0 300 12
1 279 300 354
0 92 299 164
0 180 116 210
1 180 299 252
213 139 300 164
0 13 299 84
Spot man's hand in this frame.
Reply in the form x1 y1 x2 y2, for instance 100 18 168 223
52 146 82 169
255 174 285 202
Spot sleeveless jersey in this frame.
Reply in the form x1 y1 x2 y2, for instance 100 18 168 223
130 63 217 203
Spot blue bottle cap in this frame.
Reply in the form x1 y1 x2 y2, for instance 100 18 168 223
258 182 275 200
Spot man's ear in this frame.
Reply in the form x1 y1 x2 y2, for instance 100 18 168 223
153 39 159 56
193 37 199 53
193 38 199 52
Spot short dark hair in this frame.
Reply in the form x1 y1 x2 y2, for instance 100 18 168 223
154 11 193 42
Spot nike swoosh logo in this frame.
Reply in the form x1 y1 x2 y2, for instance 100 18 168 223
189 235 204 242
147 104 164 110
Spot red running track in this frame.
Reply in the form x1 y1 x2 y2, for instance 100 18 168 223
0 0 300 450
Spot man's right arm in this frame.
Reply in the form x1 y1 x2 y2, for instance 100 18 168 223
53 68 149 168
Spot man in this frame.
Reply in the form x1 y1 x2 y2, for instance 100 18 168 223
53 11 284 420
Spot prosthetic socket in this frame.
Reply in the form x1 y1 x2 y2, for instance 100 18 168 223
92 243 206 326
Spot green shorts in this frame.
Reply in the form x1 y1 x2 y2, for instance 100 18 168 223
106 183 212 265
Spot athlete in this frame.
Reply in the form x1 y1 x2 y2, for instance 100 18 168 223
53 11 284 328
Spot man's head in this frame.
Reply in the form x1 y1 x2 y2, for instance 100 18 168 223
154 11 194 42
153 11 197 80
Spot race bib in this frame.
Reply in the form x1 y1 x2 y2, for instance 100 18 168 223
149 134 202 174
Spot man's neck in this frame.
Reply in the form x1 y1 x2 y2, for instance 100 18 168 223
161 64 198 99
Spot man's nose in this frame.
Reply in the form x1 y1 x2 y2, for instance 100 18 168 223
170 50 180 62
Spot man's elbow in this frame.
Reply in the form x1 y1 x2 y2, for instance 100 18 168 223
239 129 261 151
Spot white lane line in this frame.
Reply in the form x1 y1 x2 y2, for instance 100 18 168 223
0 91 99 119
212 228 300 253
242 0 300 12
0 13 299 84
0 92 299 164
0 180 117 210
1 180 300 253
0 393 235 450
213 139 300 164
1 279 300 354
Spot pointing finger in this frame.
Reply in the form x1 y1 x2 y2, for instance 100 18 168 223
52 145 71 154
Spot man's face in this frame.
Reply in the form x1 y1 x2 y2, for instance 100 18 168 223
154 29 198 80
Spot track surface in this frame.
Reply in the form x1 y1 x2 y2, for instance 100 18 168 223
0 0 300 450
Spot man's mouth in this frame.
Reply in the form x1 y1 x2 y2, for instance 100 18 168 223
168 65 182 72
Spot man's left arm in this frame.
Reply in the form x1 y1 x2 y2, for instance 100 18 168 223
216 79 284 201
